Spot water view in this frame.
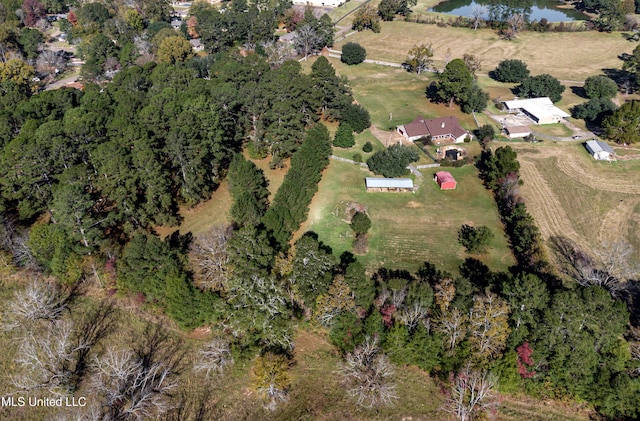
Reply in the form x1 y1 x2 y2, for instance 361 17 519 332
430 0 588 22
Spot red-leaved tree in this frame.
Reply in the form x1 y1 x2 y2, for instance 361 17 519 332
516 342 536 379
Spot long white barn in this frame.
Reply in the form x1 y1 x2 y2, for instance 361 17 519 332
502 97 570 125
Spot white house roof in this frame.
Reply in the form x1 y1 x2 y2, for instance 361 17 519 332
365 178 413 189
586 140 614 155
503 97 570 120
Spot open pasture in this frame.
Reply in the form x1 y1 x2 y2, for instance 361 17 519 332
336 22 634 81
328 58 478 132
303 159 514 274
508 141 640 262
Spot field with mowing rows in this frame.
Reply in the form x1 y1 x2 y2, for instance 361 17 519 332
508 141 640 262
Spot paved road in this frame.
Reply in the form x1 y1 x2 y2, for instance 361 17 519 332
45 75 79 91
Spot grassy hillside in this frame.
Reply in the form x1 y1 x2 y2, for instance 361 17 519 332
336 22 633 81
509 141 640 263
302 159 515 273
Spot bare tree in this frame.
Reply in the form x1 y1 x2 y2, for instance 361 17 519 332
13 319 86 395
261 40 294 69
339 337 398 409
504 13 525 40
193 337 234 379
444 365 498 421
468 293 511 364
397 302 429 332
294 24 321 60
437 307 467 351
12 231 38 268
444 47 452 66
552 236 639 298
463 54 482 78
189 226 231 292
36 50 66 82
5 279 73 330
11 303 116 395
471 5 488 30
91 325 185 420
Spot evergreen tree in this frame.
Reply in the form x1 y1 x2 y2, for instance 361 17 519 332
227 154 270 227
263 124 332 250
435 58 474 109
333 122 355 148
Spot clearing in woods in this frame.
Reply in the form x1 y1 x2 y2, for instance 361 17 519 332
304 159 515 274
507 142 640 262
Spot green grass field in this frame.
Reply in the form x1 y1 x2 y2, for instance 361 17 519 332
303 159 515 274
327 58 478 131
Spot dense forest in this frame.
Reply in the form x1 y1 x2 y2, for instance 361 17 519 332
0 0 639 418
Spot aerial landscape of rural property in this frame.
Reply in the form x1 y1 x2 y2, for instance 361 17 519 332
0 0 640 418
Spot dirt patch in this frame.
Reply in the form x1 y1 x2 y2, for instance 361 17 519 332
406 201 423 208
188 326 213 341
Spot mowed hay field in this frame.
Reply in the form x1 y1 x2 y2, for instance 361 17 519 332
336 22 634 81
303 159 515 274
507 141 640 262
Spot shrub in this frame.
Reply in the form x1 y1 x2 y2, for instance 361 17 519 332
352 153 363 162
474 125 496 143
366 144 419 177
341 42 367 65
458 224 494 254
350 211 371 235
362 141 373 152
492 59 530 83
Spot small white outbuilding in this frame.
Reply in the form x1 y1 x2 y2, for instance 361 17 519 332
585 140 615 161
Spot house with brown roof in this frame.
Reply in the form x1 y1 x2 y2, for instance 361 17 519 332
397 116 469 144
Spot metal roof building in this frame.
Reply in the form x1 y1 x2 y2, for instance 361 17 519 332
585 140 615 161
365 178 414 192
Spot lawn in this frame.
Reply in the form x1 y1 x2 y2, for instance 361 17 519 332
303 159 515 274
336 22 634 81
530 123 573 137
326 58 478 132
507 141 640 263
331 129 385 161
156 156 289 238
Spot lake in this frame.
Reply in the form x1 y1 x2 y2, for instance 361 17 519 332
430 0 588 22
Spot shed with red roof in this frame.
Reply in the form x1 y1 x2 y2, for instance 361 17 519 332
434 171 457 190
